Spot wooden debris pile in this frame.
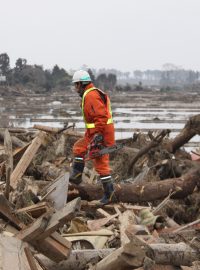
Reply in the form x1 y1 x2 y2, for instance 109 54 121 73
0 115 199 269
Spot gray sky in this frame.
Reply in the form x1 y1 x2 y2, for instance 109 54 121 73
0 0 199 71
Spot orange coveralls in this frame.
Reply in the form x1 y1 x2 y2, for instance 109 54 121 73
73 83 115 175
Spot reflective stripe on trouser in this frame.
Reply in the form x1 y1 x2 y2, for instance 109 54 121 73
73 137 111 175
74 157 84 162
100 175 112 183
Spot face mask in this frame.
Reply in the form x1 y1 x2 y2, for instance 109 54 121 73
78 88 84 97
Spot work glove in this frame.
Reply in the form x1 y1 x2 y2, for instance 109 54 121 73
86 134 104 160
92 133 103 145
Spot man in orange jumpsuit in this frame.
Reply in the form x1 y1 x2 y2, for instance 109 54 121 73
69 70 115 204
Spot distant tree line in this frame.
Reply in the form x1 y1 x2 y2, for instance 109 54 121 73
90 65 200 88
1 53 199 93
0 53 72 92
0 53 118 92
88 69 117 91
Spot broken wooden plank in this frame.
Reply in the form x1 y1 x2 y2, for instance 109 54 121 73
119 210 137 246
4 129 13 200
24 247 39 270
0 193 25 230
17 197 81 242
96 208 111 218
173 218 200 233
10 131 46 189
87 213 118 231
35 197 81 240
34 232 72 263
16 213 52 242
0 143 31 178
4 128 13 172
165 216 180 229
0 130 26 148
13 142 31 164
5 166 11 200
42 173 69 210
160 229 200 243
15 201 51 218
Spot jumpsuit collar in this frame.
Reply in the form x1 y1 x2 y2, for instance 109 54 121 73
84 82 95 91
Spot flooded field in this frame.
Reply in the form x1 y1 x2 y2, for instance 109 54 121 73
1 90 200 151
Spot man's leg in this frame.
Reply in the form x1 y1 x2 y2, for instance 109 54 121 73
93 154 115 204
69 138 87 184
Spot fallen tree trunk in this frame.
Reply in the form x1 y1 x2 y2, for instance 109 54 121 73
165 114 200 153
68 169 200 203
149 242 199 266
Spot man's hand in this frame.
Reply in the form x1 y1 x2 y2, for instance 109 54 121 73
86 134 104 160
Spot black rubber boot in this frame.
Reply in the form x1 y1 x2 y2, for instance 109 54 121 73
99 175 115 205
69 157 84 185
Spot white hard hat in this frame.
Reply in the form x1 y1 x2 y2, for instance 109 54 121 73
72 70 91 83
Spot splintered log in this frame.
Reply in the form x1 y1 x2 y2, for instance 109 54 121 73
165 114 200 153
96 240 199 270
35 249 115 270
149 242 199 266
68 169 200 203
